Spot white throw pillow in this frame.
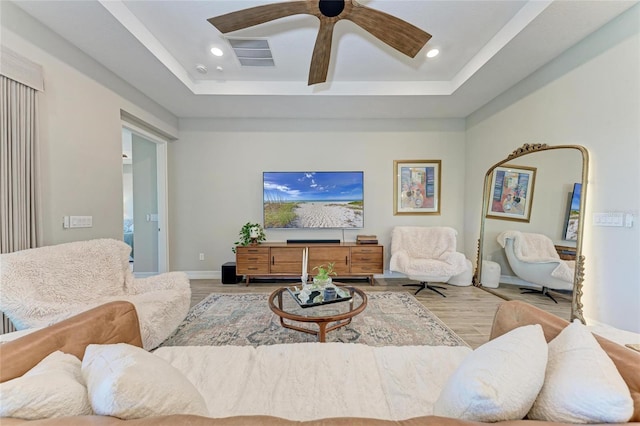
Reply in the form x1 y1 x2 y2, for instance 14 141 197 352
528 321 633 423
433 324 548 422
82 343 209 419
0 351 92 419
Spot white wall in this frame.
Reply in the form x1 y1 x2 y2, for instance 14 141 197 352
465 5 640 332
1 2 178 246
169 119 466 274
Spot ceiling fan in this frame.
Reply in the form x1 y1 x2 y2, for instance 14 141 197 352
208 0 432 85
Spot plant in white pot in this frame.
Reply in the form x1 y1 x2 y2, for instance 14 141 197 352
312 262 337 288
232 222 266 253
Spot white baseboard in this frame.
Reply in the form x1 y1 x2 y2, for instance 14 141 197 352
185 271 221 280
133 271 220 279
133 272 159 278
498 274 540 288
381 270 407 279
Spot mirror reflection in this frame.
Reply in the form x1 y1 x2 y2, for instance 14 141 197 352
476 145 587 321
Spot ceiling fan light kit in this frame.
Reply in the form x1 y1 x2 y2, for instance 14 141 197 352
208 0 432 85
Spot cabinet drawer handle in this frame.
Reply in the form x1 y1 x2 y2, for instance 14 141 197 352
248 257 259 261
360 257 371 261
248 249 259 253
345 256 348 265
272 256 275 265
248 267 259 270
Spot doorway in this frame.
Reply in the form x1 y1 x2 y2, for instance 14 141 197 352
122 125 168 275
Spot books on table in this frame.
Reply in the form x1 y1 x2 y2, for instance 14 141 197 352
356 235 378 244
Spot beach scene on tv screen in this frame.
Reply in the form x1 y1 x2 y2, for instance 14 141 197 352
263 172 364 228
564 183 582 241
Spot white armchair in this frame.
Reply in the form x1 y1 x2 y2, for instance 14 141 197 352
0 239 191 349
497 230 575 303
389 226 470 297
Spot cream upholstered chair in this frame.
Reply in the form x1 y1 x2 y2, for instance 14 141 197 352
497 231 574 303
0 239 191 349
389 226 470 297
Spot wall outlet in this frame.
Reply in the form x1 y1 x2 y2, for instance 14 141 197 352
199 253 205 261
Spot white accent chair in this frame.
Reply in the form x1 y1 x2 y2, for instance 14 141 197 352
498 231 575 303
0 239 191 349
389 226 470 297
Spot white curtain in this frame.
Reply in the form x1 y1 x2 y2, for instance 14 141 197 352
0 75 40 253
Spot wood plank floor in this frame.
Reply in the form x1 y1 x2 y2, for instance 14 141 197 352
190 278 513 349
480 283 572 320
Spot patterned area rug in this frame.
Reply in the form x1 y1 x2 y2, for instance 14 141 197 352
160 292 467 347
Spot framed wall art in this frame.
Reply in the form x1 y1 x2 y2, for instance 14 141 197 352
393 160 441 215
486 164 537 222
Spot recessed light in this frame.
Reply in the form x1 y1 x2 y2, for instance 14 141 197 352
210 47 224 57
426 48 439 58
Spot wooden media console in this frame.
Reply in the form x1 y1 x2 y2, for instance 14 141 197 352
235 242 383 286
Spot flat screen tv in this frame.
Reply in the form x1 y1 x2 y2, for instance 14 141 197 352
563 183 582 241
263 171 364 229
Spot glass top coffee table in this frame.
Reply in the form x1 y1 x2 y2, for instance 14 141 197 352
268 285 367 342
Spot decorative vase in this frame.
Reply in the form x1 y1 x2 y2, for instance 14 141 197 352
313 277 332 288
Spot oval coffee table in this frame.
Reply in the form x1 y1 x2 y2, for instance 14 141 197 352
268 285 367 342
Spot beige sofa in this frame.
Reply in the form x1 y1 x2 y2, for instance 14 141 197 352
1 300 638 425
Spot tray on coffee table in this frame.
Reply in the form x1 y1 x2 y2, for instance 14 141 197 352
286 286 352 308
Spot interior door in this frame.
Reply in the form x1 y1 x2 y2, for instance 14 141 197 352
131 133 159 274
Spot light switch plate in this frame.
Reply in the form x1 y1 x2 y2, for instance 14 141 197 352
593 212 624 227
69 215 92 228
625 214 634 227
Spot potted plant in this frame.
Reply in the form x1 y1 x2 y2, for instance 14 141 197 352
312 262 337 288
232 222 266 253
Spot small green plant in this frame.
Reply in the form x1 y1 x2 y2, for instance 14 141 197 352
312 262 337 281
232 222 266 253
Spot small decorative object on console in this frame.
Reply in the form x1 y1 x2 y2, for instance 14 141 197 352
356 234 379 244
232 222 266 253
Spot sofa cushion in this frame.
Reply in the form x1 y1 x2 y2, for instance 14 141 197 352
0 351 92 419
433 324 547 422
528 320 634 423
153 342 473 421
81 343 208 419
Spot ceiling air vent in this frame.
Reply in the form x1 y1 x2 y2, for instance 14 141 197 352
227 38 275 67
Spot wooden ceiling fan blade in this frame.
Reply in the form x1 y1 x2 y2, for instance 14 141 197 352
308 19 336 85
208 1 310 34
346 4 431 58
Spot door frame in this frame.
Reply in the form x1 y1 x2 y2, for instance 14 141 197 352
122 121 169 274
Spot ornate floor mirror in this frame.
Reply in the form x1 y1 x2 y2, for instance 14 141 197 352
474 143 589 323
